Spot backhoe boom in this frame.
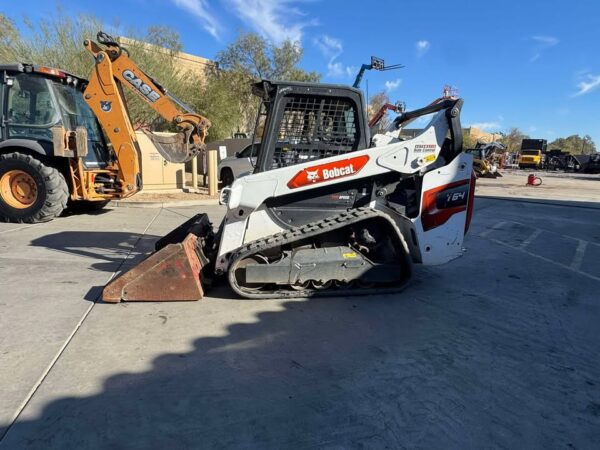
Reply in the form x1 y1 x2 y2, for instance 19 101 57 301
82 32 211 196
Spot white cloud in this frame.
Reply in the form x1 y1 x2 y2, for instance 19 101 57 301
227 0 317 43
573 73 600 96
530 35 558 62
314 34 355 78
326 61 356 78
416 40 430 57
470 122 501 131
384 78 402 92
171 0 221 39
532 35 559 46
314 34 342 58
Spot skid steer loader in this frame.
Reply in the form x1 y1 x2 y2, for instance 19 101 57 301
104 80 475 301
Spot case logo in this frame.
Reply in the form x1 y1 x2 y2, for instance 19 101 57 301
287 155 369 189
122 69 161 103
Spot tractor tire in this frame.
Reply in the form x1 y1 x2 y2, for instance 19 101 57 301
220 168 234 188
0 152 69 223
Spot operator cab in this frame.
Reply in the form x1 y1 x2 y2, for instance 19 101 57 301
250 80 369 174
0 63 110 168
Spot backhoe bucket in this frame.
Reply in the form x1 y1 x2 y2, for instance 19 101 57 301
142 129 204 164
103 214 215 302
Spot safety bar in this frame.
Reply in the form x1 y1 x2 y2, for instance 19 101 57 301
393 98 464 158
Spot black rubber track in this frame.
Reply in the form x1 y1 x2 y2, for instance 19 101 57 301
227 207 413 299
0 152 69 223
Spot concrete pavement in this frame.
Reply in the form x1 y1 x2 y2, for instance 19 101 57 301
0 199 599 449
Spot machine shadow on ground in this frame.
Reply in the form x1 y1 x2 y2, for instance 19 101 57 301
0 291 458 448
2 200 599 448
29 231 162 273
2 264 599 449
61 208 112 219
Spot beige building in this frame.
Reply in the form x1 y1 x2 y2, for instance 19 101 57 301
118 36 215 80
466 127 503 144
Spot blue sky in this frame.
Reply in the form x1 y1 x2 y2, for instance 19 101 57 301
3 0 599 145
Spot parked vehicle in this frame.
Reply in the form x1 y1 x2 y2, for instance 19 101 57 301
217 143 258 186
465 142 505 178
518 139 547 169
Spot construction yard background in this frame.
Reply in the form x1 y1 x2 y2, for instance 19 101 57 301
1 176 599 448
1 7 600 450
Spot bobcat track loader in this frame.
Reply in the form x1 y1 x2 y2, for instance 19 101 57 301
104 80 475 301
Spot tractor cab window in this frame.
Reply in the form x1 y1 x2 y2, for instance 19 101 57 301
51 81 104 143
270 95 359 169
7 74 58 139
50 80 110 167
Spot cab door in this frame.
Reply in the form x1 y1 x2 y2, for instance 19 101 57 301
0 71 6 142
6 73 58 142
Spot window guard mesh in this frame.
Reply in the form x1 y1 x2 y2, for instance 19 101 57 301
270 95 359 169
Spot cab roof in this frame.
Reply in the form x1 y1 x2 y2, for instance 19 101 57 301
251 79 364 100
0 63 87 82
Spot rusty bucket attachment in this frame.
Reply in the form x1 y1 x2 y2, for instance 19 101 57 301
103 214 215 303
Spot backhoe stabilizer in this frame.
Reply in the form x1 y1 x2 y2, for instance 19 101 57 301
102 214 215 302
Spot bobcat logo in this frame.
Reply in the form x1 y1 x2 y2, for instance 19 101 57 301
305 169 320 182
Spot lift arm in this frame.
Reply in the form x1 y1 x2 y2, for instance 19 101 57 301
82 32 211 195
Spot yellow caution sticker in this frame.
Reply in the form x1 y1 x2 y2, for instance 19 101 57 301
342 251 358 259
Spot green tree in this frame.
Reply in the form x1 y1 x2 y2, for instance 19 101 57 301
0 14 322 141
501 127 529 153
0 12 204 130
549 134 596 155
216 31 320 133
0 14 19 47
192 69 243 141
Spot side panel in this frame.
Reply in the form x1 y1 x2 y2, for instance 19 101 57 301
412 153 474 265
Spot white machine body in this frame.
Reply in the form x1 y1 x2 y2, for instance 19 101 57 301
215 109 474 274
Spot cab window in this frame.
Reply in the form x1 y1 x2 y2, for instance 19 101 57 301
51 81 104 142
8 74 58 127
239 144 258 158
